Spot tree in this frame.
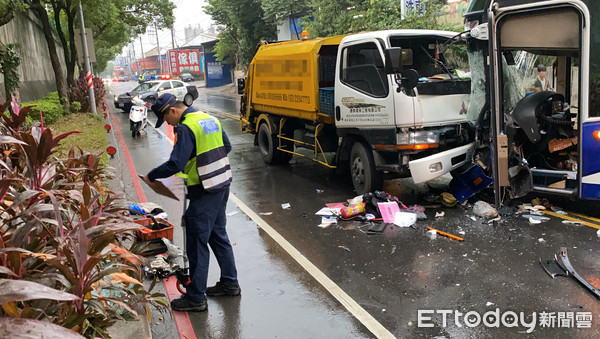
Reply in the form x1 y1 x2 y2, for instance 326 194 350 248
205 0 276 70
47 0 174 84
28 0 70 114
261 0 310 40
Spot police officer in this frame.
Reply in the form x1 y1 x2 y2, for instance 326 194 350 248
142 93 240 312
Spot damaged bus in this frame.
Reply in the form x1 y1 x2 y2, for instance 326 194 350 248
461 0 599 204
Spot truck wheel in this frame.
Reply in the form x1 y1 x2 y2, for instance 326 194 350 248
350 142 383 194
183 93 193 106
258 123 278 164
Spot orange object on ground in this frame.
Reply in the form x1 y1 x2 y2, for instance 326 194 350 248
427 227 464 241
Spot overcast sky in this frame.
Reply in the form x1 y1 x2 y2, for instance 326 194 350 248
122 0 214 59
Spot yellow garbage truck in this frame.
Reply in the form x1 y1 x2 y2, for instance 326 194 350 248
239 30 477 193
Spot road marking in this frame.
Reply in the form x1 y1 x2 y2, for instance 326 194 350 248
229 193 396 339
193 104 240 121
542 210 600 230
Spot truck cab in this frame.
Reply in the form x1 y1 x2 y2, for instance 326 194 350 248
334 30 476 191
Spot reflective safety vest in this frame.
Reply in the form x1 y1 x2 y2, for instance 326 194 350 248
180 111 232 192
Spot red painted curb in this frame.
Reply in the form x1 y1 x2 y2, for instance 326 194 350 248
106 101 197 339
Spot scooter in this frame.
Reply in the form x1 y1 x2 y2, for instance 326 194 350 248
129 95 148 137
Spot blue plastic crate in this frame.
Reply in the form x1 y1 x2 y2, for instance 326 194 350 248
319 87 335 116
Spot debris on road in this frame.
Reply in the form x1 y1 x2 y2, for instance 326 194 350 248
473 201 498 219
394 212 417 227
316 189 324 193
426 229 437 239
281 203 291 209
259 212 273 216
435 211 445 218
318 216 337 228
337 245 351 252
562 220 582 226
226 210 239 216
529 217 542 224
427 227 464 241
540 247 600 299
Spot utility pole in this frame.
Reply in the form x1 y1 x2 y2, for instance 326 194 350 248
77 1 96 114
154 21 162 75
171 27 175 49
139 36 145 75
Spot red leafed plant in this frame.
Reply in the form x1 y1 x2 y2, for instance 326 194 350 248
68 74 107 113
0 100 168 338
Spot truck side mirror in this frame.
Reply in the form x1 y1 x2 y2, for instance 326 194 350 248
237 78 246 94
384 48 403 74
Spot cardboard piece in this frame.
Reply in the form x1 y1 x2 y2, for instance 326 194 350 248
548 137 577 153
138 175 180 201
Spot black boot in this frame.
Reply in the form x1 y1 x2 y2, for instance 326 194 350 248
206 281 241 297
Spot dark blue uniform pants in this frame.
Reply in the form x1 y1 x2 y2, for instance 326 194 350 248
184 187 238 301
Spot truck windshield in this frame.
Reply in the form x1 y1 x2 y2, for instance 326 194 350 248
389 37 469 79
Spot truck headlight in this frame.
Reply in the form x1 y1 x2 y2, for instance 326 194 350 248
397 131 440 145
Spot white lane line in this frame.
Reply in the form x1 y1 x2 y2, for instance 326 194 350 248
228 193 396 339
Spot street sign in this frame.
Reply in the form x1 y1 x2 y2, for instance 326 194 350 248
74 28 96 63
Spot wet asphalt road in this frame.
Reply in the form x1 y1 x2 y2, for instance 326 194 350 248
106 81 600 338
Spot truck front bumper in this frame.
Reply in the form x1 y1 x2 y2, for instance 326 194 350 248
409 142 475 184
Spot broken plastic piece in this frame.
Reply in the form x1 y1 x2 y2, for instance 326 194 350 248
435 211 445 217
281 203 291 209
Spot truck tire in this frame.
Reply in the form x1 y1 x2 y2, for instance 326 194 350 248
258 123 293 164
258 123 278 164
183 93 193 106
350 142 383 194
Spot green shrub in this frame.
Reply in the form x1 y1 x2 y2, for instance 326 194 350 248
70 101 82 113
21 91 65 125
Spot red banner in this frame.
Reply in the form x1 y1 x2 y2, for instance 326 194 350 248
168 49 203 76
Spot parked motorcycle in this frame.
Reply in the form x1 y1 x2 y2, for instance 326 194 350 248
129 94 155 137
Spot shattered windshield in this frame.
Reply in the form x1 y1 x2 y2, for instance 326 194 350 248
467 49 485 117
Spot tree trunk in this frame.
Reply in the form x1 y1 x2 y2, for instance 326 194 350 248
67 7 77 85
30 0 70 114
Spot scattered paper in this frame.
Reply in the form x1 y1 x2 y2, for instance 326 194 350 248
538 238 546 243
394 211 417 227
349 195 363 205
315 207 334 216
378 202 400 223
259 212 273 216
318 216 338 228
562 220 581 226
469 216 477 221
281 203 291 209
435 211 445 218
486 302 494 307
555 210 568 215
529 217 542 224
